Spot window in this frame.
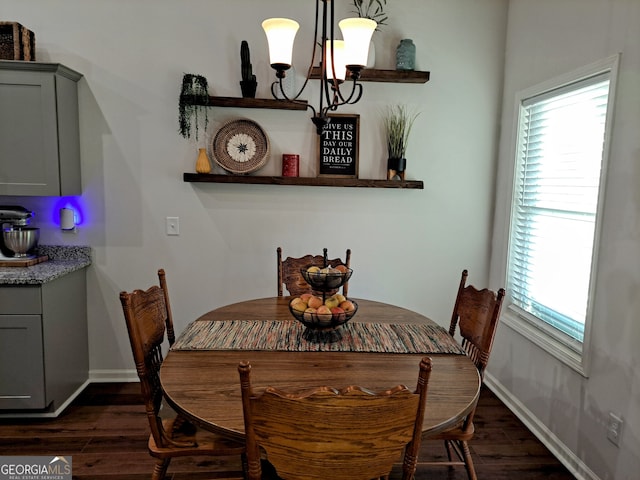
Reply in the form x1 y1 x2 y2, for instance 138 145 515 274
504 56 618 374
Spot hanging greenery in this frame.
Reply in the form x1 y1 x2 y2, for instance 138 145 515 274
178 73 210 141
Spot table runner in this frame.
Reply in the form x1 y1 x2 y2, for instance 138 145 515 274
172 320 465 354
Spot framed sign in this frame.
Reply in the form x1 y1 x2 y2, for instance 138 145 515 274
317 114 359 178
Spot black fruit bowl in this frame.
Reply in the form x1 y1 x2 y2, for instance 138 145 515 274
300 267 353 290
288 299 358 332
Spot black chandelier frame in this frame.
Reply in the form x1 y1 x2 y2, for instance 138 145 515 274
267 0 367 134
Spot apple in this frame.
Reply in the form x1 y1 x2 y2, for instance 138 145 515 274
330 306 346 322
324 296 340 309
303 307 317 322
335 264 348 274
319 266 337 281
306 266 321 280
319 266 341 288
316 305 333 324
321 266 340 276
339 300 355 312
331 293 346 304
307 295 323 309
300 293 313 302
306 266 325 285
290 297 308 313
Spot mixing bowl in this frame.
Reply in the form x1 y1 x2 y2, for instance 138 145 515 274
3 227 39 257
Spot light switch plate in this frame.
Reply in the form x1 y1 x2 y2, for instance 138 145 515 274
607 412 622 446
166 217 179 236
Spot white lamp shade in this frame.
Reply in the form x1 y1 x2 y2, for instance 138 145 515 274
262 18 300 67
338 18 377 67
325 40 346 81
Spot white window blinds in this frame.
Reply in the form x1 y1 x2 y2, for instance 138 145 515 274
507 72 611 343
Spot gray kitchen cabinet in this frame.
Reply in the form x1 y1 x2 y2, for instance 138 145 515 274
0 60 82 196
0 269 88 412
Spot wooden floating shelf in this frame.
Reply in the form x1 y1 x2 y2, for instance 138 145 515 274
184 173 423 189
180 95 308 110
310 67 430 83
179 68 430 111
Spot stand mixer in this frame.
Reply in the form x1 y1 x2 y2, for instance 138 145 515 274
0 206 39 260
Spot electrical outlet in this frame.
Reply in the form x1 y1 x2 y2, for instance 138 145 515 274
166 217 180 236
607 412 623 446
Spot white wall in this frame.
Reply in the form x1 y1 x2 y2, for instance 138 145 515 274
10 0 637 479
489 1 640 479
1 0 507 371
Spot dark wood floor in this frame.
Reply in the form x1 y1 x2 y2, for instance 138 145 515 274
0 383 576 480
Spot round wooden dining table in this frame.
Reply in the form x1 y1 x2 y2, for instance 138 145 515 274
160 297 480 442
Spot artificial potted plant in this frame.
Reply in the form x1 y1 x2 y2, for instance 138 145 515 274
352 0 388 28
351 0 388 67
178 73 210 142
178 73 212 173
240 40 257 98
383 104 419 180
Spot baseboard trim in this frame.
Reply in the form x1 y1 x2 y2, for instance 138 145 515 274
89 369 139 383
484 373 599 480
0 372 138 419
0 379 91 419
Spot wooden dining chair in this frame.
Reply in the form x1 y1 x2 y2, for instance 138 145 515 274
420 269 505 480
238 356 432 480
277 247 351 297
119 269 245 480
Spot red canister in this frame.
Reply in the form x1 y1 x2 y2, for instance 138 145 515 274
282 154 299 177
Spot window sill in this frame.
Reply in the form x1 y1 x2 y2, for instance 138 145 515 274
502 306 588 377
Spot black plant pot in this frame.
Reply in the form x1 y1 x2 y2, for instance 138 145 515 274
240 80 257 98
387 157 407 180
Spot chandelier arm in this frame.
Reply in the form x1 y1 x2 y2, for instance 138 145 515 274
307 102 318 119
315 0 331 123
332 78 355 104
325 9 343 102
321 71 335 112
344 81 364 105
303 0 322 83
270 0 322 103
349 82 364 104
323 81 362 117
287 0 321 102
327 0 339 92
320 94 340 119
270 80 280 99
270 79 314 114
273 77 292 101
322 86 344 117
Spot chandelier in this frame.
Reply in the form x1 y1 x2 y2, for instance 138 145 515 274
262 0 376 134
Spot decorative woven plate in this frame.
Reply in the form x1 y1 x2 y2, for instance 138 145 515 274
211 119 270 174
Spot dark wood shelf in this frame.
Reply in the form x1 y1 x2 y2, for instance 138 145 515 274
184 173 423 189
179 68 429 111
310 67 430 83
181 95 308 110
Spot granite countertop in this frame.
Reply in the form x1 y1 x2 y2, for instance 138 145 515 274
0 245 92 285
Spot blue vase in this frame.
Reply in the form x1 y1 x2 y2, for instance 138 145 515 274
396 39 416 71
